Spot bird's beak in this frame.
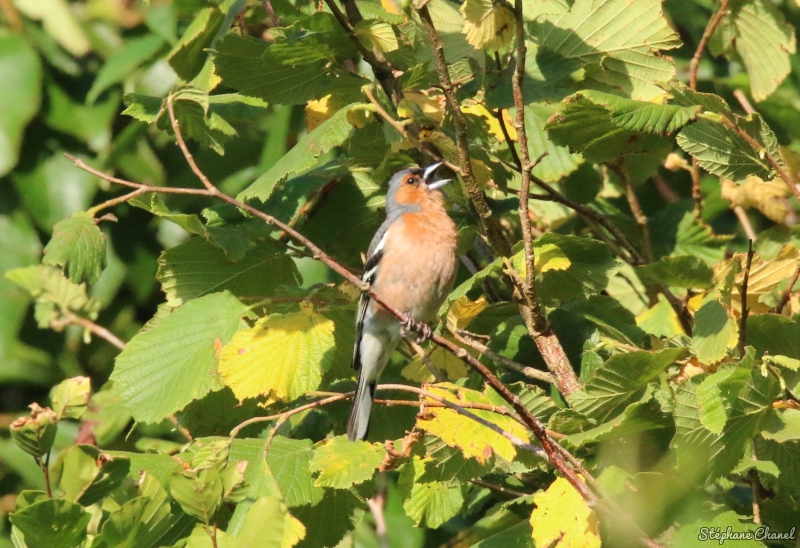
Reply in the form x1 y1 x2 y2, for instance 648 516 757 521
423 162 451 191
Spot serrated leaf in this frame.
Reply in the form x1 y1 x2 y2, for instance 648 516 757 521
713 0 796 102
129 193 206 235
219 303 335 404
9 499 90 548
43 212 106 284
520 0 679 104
51 445 130 506
673 366 780 482
157 238 301 308
691 299 738 365
650 201 732 264
398 457 465 529
402 344 469 383
265 437 324 508
213 34 352 106
239 104 358 202
696 367 737 435
168 7 224 81
293 488 365 548
169 467 224 525
309 435 385 488
514 233 618 305
525 103 583 182
419 437 491 482
564 391 669 447
9 405 58 458
529 477 600 548
416 384 530 464
635 255 714 289
111 292 247 423
353 20 399 52
747 315 800 361
568 348 686 422
461 0 515 50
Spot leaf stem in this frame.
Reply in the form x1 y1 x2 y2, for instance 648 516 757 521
454 329 556 384
773 264 800 315
51 312 127 351
738 240 755 356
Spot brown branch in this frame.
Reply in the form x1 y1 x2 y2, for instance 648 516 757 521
168 96 215 191
470 478 528 498
738 240 755 357
87 188 147 217
689 0 731 215
733 89 756 115
454 329 556 384
621 170 654 264
773 264 800 315
416 4 510 257
0 0 22 32
405 338 446 382
689 0 731 91
51 313 126 350
732 206 757 241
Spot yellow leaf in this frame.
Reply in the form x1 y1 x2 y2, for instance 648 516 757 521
402 345 469 382
720 176 791 223
530 477 601 548
283 514 306 548
461 0 515 50
535 243 571 274
416 384 528 463
713 246 800 314
461 102 506 141
447 296 488 330
219 303 335 404
305 95 333 132
381 0 401 14
400 91 444 123
636 295 684 338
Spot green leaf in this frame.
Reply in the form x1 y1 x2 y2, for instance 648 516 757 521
265 436 324 508
169 466 224 525
561 295 648 347
43 212 107 284
673 366 780 482
9 498 90 548
233 496 286 547
158 87 237 155
398 457 465 529
51 445 130 506
671 507 764 548
713 0 796 102
9 405 58 458
309 435 385 489
522 0 679 103
515 233 618 305
650 201 732 264
568 348 686 422
14 0 90 56
219 303 336 404
122 94 164 124
0 34 42 176
762 409 800 443
168 7 224 81
691 300 737 365
44 82 118 152
157 238 300 308
755 438 800 495
696 367 737 435
213 34 343 106
635 255 714 289
419 436 491 483
564 392 669 447
525 103 583 182
110 291 247 423
353 20 399 52
747 315 800 360
129 193 206 235
238 104 358 202
293 488 365 548
87 35 165 104
49 376 91 421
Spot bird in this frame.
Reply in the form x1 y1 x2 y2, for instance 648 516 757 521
347 163 459 442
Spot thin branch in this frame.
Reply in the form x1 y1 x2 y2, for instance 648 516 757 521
689 0 731 215
773 264 800 315
167 96 215 191
738 240 755 357
416 4 510 257
454 329 556 384
733 206 757 242
620 168 654 264
87 188 147 217
51 313 127 350
470 478 528 498
749 442 762 525
405 338 446 382
366 485 389 548
733 89 756 115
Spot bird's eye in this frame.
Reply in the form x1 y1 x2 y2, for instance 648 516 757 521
405 176 418 185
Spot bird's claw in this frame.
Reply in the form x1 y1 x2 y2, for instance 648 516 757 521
401 316 432 343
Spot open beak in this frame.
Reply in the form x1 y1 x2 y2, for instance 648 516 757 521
423 162 452 191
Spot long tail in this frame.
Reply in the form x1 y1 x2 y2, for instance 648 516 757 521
347 373 376 441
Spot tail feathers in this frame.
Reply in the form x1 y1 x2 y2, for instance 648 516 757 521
347 375 377 441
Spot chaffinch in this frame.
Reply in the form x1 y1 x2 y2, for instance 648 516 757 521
347 163 459 441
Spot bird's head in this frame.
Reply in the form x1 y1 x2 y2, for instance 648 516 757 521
386 163 452 212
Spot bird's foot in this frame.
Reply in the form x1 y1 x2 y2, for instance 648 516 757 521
401 316 432 343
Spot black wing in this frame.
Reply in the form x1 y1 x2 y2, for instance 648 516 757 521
352 249 383 371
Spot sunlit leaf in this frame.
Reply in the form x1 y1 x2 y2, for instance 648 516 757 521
529 477 600 548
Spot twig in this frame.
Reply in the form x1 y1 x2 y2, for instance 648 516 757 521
619 166 654 264
733 206 757 242
51 313 127 350
167 96 214 191
733 89 756 115
366 483 389 548
773 264 800 315
406 338 446 382
470 478 528 498
0 0 22 32
454 329 556 384
689 0 731 215
416 4 510 257
87 188 147 216
749 442 762 525
37 453 52 498
738 240 755 357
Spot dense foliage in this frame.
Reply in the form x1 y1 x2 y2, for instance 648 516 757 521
2 0 800 546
